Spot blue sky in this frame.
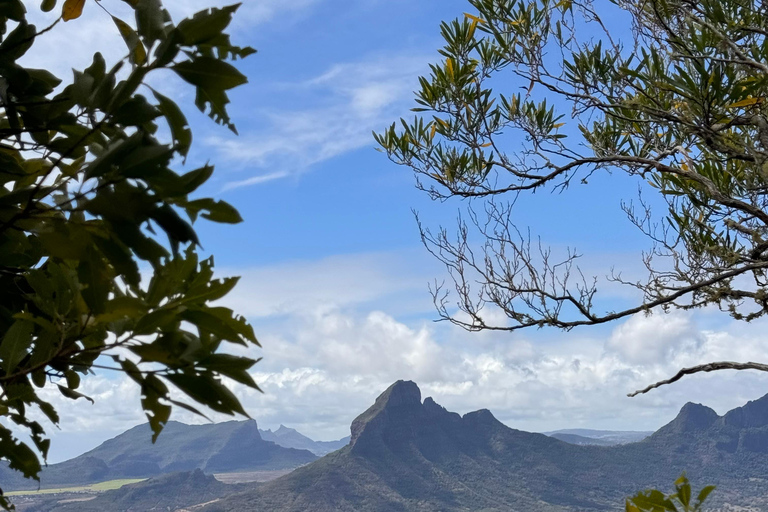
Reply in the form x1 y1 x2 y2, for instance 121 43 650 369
16 0 768 463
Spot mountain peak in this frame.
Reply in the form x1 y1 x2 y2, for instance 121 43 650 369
349 381 422 449
379 380 422 407
656 402 719 435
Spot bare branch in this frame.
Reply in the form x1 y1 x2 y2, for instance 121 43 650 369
628 361 768 397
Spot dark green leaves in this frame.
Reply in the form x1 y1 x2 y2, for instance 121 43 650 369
134 0 166 45
185 198 243 223
165 372 249 416
113 16 147 65
0 0 256 501
626 474 714 512
57 384 94 403
0 320 33 375
141 375 171 442
153 91 192 157
176 4 240 45
172 57 247 131
172 57 247 90
0 425 40 479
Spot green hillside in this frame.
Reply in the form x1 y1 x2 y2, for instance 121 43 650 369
2 420 316 491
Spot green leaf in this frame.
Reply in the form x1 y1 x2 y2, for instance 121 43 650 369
176 4 239 45
141 374 171 442
57 384 94 403
0 319 34 375
165 372 248 416
172 57 247 91
180 309 242 343
168 399 210 421
171 57 247 131
135 0 166 44
133 308 179 335
153 90 192 158
0 426 41 480
696 486 716 505
77 248 112 315
178 165 214 195
199 354 259 387
112 16 147 65
185 198 243 223
150 204 200 249
112 94 160 126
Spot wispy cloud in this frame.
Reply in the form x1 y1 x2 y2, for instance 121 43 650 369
18 0 321 83
212 54 430 190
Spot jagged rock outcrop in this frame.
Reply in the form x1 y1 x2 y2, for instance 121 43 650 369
202 382 768 512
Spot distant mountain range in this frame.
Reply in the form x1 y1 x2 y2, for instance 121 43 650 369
545 429 653 446
259 425 349 456
13 381 768 511
2 420 317 491
199 381 768 511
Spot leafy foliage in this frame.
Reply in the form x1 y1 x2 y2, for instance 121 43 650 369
0 0 257 507
627 474 715 512
377 0 768 340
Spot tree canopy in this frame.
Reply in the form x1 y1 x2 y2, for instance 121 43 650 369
377 0 768 392
0 0 257 505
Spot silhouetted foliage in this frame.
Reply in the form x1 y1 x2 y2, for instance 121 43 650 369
0 0 258 506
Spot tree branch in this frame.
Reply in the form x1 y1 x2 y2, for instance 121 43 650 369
628 361 768 397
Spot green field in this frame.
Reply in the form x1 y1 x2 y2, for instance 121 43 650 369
5 479 146 496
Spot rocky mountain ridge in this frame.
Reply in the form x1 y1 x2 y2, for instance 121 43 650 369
203 380 768 511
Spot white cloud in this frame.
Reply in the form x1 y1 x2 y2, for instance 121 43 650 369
605 311 704 365
233 306 768 441
17 0 318 91
22 251 768 462
211 54 431 190
218 251 434 318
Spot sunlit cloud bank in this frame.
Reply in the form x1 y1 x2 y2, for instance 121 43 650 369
36 252 768 461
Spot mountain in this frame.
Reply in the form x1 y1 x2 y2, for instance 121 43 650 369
23 469 240 512
259 425 350 456
201 381 768 512
545 429 653 445
2 420 316 491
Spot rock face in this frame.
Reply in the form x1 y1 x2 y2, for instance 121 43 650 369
721 393 768 428
349 380 429 451
203 382 768 512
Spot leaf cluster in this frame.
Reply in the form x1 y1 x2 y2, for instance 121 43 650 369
0 0 257 507
627 474 715 512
